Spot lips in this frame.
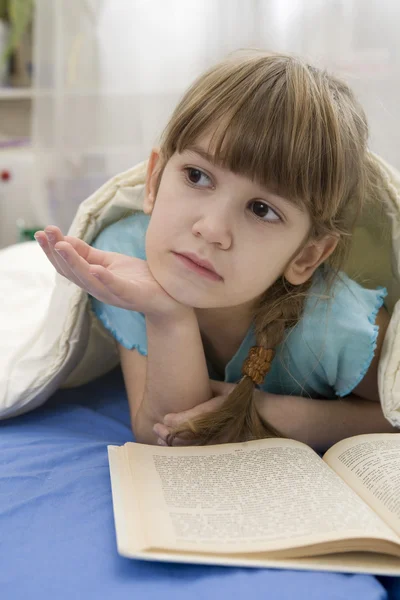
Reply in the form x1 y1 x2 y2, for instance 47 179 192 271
177 252 220 277
173 251 223 281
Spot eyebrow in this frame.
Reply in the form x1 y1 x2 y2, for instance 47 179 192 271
183 146 304 213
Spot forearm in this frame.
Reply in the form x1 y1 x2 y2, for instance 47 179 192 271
255 392 398 453
134 310 212 443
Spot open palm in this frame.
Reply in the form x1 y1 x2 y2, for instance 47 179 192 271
35 225 181 317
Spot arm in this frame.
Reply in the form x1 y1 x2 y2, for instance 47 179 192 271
255 305 395 453
134 310 212 444
34 225 212 445
154 384 397 451
254 391 398 454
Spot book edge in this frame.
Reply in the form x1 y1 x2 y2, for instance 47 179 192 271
108 444 146 556
115 547 400 576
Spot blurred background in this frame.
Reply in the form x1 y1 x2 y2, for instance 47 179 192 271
0 0 399 248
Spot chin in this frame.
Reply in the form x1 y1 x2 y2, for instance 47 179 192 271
165 285 216 309
149 255 229 308
156 277 220 309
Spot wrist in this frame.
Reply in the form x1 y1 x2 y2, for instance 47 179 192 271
254 390 301 439
146 304 196 330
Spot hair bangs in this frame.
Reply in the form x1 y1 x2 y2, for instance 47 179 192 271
160 54 353 219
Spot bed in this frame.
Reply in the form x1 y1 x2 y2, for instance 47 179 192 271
1 366 399 600
2 149 400 598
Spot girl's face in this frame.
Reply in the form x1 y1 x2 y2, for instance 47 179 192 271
144 134 333 311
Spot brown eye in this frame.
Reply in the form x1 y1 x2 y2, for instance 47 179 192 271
249 200 281 223
185 167 212 187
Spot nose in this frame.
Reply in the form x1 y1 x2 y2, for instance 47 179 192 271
192 203 233 250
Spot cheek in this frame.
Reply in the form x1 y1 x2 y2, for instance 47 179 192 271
145 220 166 265
146 188 194 255
147 203 174 242
231 237 297 292
148 186 184 232
235 263 281 300
145 209 180 279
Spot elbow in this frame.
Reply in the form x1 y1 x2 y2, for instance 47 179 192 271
130 411 159 446
131 423 156 445
130 393 169 445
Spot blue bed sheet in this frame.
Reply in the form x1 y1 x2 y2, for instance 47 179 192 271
0 367 399 600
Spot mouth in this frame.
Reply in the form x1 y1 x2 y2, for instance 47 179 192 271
172 252 223 282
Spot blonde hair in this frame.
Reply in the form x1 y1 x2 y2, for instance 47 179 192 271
152 49 382 445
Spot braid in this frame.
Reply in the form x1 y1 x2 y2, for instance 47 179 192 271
167 276 313 446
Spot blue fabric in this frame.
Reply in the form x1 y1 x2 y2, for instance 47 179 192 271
91 213 387 399
263 270 388 399
0 367 398 600
91 213 149 356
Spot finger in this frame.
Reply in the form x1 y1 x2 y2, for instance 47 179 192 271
38 235 137 309
40 227 111 271
44 226 93 288
164 428 197 446
46 231 96 289
35 228 71 280
45 226 67 268
37 229 85 288
63 235 116 268
154 424 194 446
52 241 121 301
153 423 171 441
36 229 136 310
39 227 110 280
47 229 116 295
44 230 144 311
154 421 196 446
167 435 196 447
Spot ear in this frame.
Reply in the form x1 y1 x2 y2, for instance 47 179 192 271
143 147 161 215
284 234 339 285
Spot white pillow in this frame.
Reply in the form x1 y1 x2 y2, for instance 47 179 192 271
0 241 55 401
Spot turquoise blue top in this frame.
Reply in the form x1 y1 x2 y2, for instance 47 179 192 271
90 213 387 400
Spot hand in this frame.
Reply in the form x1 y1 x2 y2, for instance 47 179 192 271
34 225 187 319
153 380 236 446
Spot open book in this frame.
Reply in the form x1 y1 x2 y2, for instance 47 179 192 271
108 433 400 575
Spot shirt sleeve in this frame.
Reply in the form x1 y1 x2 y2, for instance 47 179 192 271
279 270 388 399
89 213 150 356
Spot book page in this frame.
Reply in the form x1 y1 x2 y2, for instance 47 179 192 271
126 438 398 555
323 433 400 537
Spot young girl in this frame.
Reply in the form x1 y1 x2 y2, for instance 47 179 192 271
34 49 396 451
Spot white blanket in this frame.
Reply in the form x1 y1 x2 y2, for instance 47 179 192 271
0 160 147 418
1 155 400 427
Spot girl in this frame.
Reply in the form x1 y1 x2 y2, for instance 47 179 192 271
34 49 396 451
